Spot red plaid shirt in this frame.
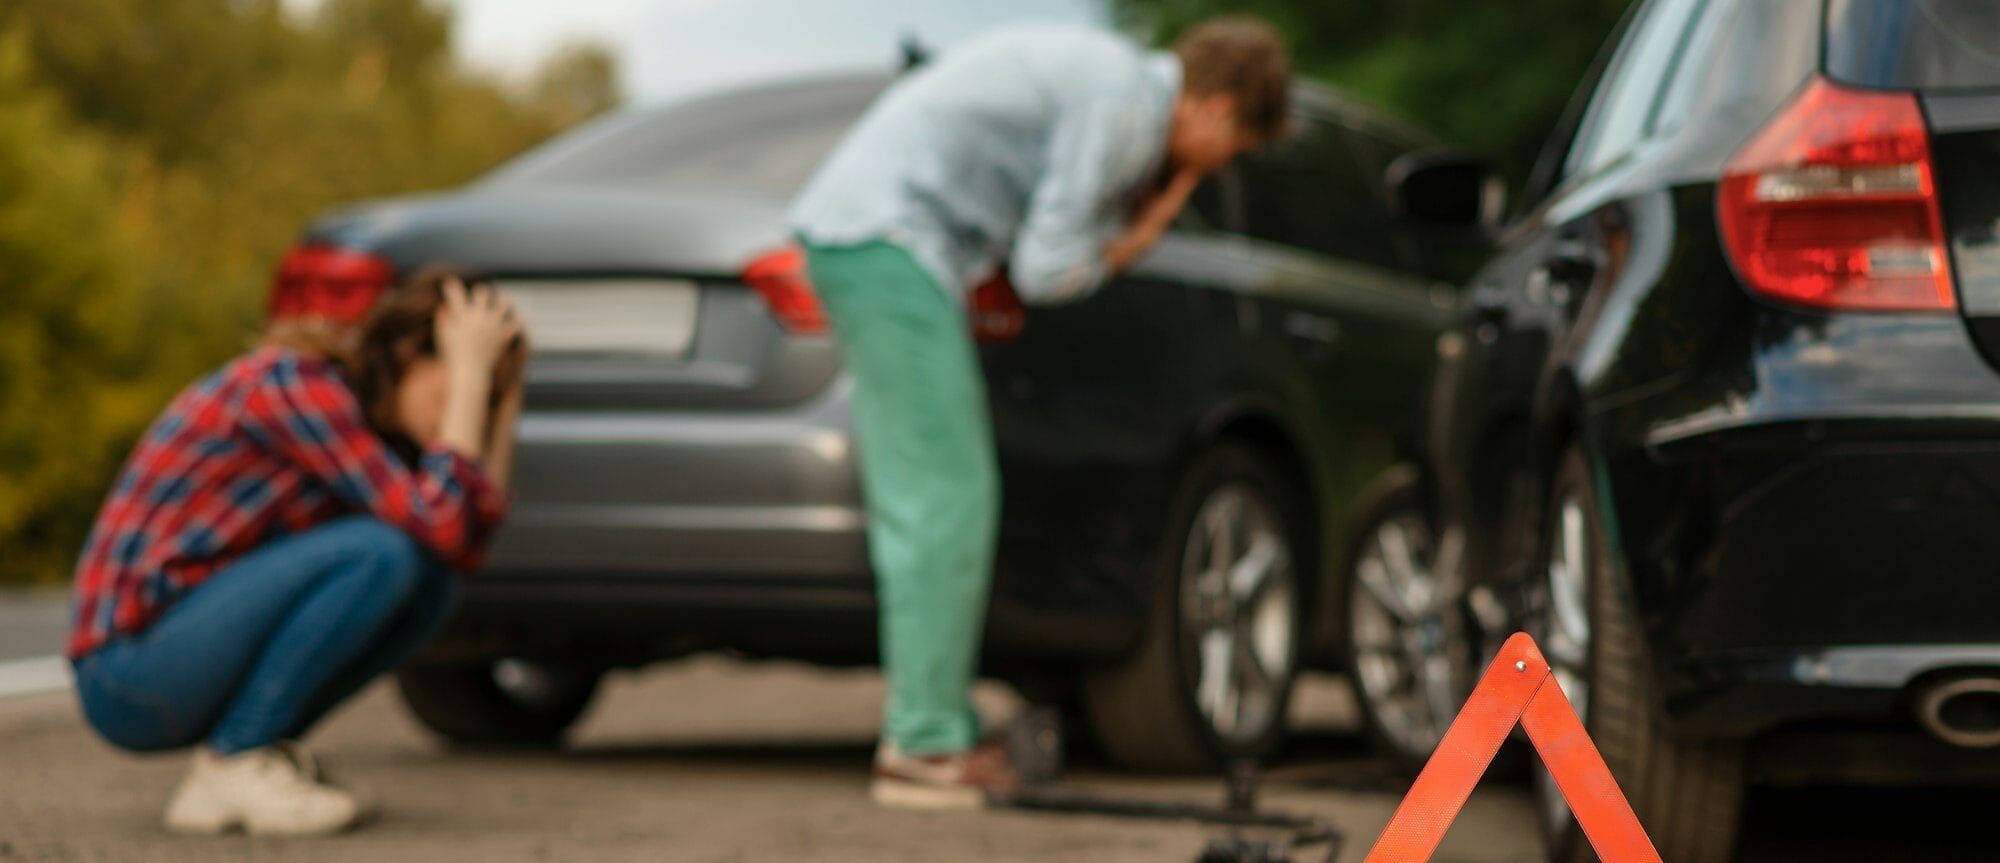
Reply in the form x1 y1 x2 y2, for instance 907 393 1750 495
67 346 509 659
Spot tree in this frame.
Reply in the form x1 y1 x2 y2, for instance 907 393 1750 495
0 28 163 583
533 43 622 130
1115 0 1633 185
0 1 619 584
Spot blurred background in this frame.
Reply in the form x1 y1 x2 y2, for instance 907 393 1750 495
0 0 1627 586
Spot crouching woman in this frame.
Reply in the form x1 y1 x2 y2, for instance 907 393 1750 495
66 271 526 836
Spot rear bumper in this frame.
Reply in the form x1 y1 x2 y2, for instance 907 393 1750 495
1594 315 2000 739
1677 645 2000 736
1633 437 2000 738
435 575 1136 671
1697 646 2000 787
483 377 870 580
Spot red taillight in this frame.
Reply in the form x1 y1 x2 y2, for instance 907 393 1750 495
268 244 396 323
742 246 829 334
969 272 1025 343
1718 77 1953 312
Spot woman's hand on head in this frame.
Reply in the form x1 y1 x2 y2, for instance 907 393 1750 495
435 277 523 380
429 276 524 461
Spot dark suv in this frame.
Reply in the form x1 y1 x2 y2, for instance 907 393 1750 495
1342 0 2000 860
271 71 1475 771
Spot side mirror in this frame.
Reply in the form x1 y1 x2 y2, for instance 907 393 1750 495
1387 150 1506 236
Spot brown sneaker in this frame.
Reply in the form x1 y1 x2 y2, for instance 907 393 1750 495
870 739 1022 810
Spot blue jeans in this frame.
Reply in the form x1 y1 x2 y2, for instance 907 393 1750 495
73 516 460 755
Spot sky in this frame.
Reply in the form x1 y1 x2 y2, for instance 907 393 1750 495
432 0 1111 107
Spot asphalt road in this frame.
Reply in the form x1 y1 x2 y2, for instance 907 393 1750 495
2 592 1998 862
0 591 67 661
0 657 1543 863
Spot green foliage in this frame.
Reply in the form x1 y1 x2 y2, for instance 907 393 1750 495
0 0 618 584
1117 0 1633 184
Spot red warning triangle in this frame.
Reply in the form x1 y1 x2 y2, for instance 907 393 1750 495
1362 632 1660 863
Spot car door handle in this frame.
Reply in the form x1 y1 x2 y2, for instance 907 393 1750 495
1542 239 1597 287
1528 240 1597 308
1283 312 1342 347
1469 283 1510 324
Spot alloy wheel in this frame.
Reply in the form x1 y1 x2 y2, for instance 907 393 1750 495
1533 491 1594 839
492 658 597 711
1179 484 1297 747
1349 511 1467 761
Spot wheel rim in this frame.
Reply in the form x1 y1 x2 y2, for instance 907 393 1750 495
1534 491 1594 840
492 659 589 712
1349 511 1465 759
1180 484 1296 747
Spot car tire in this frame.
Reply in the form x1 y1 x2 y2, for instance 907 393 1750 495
1080 443 1305 772
396 658 603 747
1533 447 1744 863
1342 467 1471 773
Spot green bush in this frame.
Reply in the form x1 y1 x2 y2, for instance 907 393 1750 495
1117 0 1633 186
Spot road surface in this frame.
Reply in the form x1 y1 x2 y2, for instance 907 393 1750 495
1 592 1996 862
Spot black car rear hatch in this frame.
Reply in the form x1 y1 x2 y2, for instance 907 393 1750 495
1921 92 2000 367
1827 0 2000 367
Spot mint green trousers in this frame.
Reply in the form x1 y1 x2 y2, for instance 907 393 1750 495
802 239 998 755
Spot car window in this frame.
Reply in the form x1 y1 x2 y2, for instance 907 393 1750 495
1827 0 2000 91
1564 0 1711 178
1180 165 1242 233
1515 7 1639 213
1339 126 1429 273
484 80 880 196
1670 0 1823 129
1649 0 1734 138
1235 116 1403 270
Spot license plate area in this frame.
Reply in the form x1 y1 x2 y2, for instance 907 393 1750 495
500 279 700 360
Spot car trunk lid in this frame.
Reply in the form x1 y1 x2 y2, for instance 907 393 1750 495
292 186 842 411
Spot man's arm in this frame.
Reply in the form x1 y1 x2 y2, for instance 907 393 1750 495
1009 94 1166 303
1104 168 1202 274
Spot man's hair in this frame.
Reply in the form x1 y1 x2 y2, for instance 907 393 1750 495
1173 16 1293 142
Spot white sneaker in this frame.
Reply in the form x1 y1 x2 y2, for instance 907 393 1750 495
280 741 379 822
162 744 366 836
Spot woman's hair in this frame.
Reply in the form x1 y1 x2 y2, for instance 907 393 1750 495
258 265 524 454
351 264 526 438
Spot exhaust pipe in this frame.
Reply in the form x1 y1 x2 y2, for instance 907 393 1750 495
1914 677 2000 748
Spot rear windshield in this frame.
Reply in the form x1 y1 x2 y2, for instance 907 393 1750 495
484 78 882 196
1826 0 2000 91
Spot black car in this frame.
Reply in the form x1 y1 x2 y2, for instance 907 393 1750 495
1343 0 2000 860
269 69 1475 770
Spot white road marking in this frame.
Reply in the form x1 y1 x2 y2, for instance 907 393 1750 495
0 656 70 699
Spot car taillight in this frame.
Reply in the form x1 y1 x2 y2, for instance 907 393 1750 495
268 243 396 323
969 272 1025 343
742 246 829 334
1718 77 1953 312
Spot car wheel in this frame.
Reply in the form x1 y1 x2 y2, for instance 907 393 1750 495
396 658 603 747
1081 443 1304 772
1343 469 1471 772
1530 447 1743 863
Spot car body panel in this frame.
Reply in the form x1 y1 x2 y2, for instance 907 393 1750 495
1427 0 2000 778
289 75 1459 686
